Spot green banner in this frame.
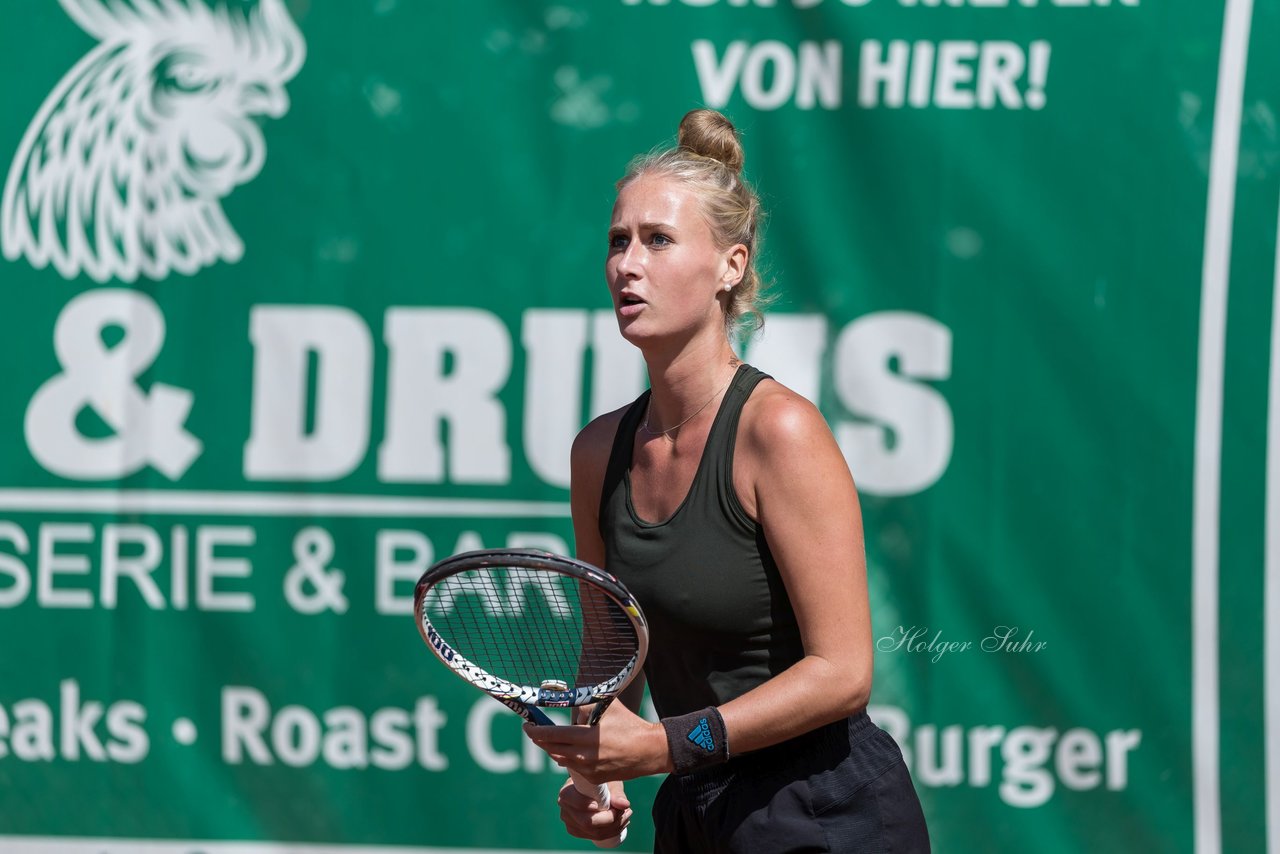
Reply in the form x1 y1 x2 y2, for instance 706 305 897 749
1 0 1275 851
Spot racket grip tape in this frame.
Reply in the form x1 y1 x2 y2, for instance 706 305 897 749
569 770 627 848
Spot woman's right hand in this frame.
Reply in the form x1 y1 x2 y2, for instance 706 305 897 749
557 777 632 843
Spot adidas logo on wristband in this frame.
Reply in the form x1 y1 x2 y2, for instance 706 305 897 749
664 706 728 774
687 717 716 752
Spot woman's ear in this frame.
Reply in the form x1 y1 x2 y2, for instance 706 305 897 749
722 243 749 287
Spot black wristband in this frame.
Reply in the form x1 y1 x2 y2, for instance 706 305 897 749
661 707 729 775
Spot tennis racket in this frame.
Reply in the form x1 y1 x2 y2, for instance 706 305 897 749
413 548 649 848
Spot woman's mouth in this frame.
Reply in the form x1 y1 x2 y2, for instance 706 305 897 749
619 294 645 316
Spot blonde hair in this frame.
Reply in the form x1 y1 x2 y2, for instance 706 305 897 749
617 109 769 333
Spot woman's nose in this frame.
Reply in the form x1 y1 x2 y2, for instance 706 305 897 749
615 242 641 277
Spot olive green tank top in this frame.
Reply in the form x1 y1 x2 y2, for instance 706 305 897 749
598 364 805 720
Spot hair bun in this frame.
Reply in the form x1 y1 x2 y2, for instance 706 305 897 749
677 109 745 174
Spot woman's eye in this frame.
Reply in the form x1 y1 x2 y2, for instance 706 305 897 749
650 233 672 246
609 234 627 249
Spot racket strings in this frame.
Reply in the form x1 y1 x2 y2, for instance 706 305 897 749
423 567 637 691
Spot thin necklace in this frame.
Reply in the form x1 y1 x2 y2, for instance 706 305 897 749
641 370 738 437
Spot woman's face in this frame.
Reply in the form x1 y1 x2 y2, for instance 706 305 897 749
605 174 741 345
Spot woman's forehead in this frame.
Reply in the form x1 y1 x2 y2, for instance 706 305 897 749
612 175 701 226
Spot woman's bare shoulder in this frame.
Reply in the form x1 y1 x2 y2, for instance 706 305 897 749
571 403 633 478
733 375 851 522
740 377 830 448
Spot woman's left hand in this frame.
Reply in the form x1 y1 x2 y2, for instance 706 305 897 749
524 702 672 784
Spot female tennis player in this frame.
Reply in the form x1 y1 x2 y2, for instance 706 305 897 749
525 109 930 851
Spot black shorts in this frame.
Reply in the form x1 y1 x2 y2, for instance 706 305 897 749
652 711 930 853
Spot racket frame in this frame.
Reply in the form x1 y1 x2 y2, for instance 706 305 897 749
413 548 649 718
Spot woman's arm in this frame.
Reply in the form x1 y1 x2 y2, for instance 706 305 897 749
568 410 615 573
716 381 873 753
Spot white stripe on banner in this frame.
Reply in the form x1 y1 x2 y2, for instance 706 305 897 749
1196 1 1254 852
1267 188 1280 854
0 489 570 518
0 840 582 854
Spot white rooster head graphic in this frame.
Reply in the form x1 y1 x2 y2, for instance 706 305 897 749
2 0 306 283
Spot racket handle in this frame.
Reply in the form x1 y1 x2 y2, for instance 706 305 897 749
569 770 627 848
